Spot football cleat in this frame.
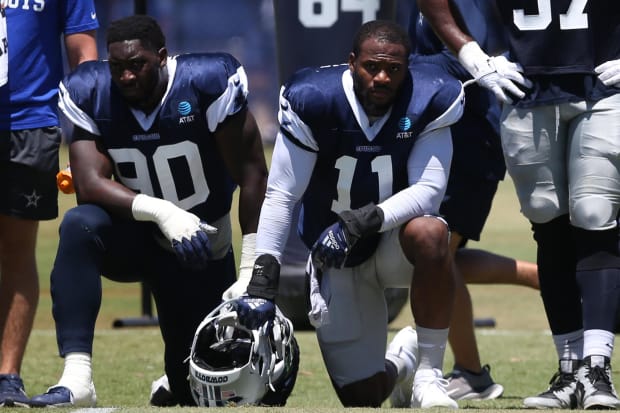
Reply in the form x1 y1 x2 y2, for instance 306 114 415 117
0 374 30 407
412 368 458 409
576 355 620 409
150 374 176 407
523 360 579 409
445 364 504 400
387 327 418 407
29 384 96 408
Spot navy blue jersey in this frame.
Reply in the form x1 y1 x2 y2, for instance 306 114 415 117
280 64 463 265
490 0 620 105
494 0 620 75
409 1 505 180
59 54 248 223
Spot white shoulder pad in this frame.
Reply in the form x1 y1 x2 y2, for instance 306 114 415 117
421 82 465 135
277 86 318 152
205 66 249 133
58 81 101 135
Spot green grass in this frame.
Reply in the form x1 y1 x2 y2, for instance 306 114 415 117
17 145 610 411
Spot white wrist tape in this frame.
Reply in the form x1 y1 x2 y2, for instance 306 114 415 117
238 233 256 282
221 233 256 300
458 41 493 80
131 193 216 244
131 193 176 223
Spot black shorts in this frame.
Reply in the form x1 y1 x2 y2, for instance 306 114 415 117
441 175 499 244
441 107 505 244
0 127 61 220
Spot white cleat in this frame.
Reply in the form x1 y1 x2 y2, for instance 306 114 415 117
387 327 418 407
412 368 458 409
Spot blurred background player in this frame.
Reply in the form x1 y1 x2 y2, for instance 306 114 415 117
234 20 465 408
0 1 98 407
418 0 620 409
29 15 267 407
407 0 538 401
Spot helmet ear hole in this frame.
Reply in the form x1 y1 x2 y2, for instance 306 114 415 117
188 299 299 407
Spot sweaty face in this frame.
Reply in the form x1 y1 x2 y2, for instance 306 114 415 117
350 38 408 117
108 39 164 110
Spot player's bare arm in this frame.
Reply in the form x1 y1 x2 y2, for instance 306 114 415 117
64 30 98 70
68 128 136 218
416 0 472 54
418 0 530 104
214 106 267 234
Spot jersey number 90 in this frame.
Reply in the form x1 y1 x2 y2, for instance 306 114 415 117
108 141 209 210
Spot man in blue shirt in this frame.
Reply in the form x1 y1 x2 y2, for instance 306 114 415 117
0 1 98 407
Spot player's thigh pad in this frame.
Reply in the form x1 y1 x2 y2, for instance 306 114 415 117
568 94 620 230
316 229 412 386
501 104 569 223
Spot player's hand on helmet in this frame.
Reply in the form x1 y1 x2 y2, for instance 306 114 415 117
311 203 384 271
231 296 276 333
458 41 532 104
131 193 217 269
231 254 281 332
595 59 620 88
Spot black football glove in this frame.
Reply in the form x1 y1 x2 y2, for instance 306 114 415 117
232 254 281 331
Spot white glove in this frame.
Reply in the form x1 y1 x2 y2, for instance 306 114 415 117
222 233 256 300
458 41 532 104
595 59 620 88
132 194 217 269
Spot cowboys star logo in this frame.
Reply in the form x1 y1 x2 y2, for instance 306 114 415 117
23 190 42 208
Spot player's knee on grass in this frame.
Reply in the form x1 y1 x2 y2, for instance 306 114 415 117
334 371 391 407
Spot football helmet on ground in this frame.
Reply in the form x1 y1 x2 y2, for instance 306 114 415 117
188 298 299 407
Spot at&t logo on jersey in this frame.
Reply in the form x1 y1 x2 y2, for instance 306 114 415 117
178 100 195 124
397 117 413 139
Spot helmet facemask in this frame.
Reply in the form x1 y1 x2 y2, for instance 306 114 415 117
188 299 299 407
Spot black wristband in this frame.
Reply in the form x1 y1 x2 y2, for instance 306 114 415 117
338 203 384 245
247 254 281 301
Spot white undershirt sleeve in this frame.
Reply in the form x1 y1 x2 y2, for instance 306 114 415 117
256 132 317 262
378 126 453 231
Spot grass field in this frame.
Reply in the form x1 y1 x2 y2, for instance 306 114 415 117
13 144 610 412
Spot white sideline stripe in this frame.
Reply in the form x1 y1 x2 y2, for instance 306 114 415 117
477 329 552 336
32 329 161 336
70 408 117 413
31 328 552 337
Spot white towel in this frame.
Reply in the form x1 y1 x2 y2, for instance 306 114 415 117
306 255 330 328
